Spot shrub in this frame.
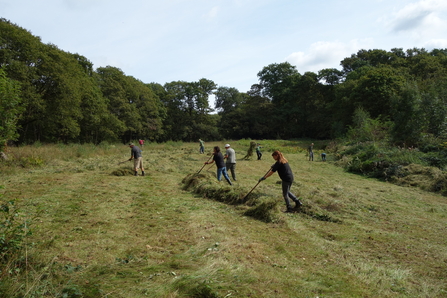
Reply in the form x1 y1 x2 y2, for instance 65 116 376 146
0 188 31 268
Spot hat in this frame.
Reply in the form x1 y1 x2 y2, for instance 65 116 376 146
129 143 134 146
225 144 230 147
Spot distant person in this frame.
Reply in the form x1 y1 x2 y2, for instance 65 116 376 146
139 139 144 147
256 143 262 160
224 144 237 181
259 150 302 212
199 139 205 154
205 146 232 185
129 143 145 176
321 152 326 161
308 143 314 161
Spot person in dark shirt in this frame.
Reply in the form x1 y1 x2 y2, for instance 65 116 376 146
259 150 302 212
205 146 232 185
308 143 314 161
129 143 145 176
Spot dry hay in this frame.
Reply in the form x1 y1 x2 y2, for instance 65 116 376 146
182 173 267 206
243 141 257 160
390 163 447 194
182 173 208 190
243 199 280 223
181 171 291 223
111 168 135 176
297 204 342 223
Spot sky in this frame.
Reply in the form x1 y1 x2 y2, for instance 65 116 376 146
2 0 447 103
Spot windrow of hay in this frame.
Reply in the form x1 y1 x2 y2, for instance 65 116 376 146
181 173 340 223
111 168 135 176
243 200 281 223
182 173 280 222
389 163 447 194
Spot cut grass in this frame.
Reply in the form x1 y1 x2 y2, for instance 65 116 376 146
1 140 447 297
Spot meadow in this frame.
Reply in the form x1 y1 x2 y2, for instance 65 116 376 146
0 140 446 297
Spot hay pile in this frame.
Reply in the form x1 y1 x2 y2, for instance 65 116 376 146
389 163 447 195
243 141 257 160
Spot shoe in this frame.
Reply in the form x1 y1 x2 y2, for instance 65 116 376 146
142 171 145 176
294 201 302 209
284 207 294 213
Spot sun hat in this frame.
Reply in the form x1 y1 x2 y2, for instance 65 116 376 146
129 143 134 146
225 144 230 147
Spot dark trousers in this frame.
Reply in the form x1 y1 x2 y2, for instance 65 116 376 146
226 163 236 181
282 180 298 208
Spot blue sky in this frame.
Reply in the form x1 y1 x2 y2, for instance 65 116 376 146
2 0 447 100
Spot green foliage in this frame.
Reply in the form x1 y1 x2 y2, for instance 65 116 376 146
4 17 447 145
0 68 22 151
346 107 391 142
0 189 31 265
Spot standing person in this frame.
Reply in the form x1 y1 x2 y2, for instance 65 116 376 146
259 150 302 212
224 144 237 181
308 143 314 161
256 143 263 160
128 143 145 176
139 139 144 147
205 146 232 185
199 139 205 154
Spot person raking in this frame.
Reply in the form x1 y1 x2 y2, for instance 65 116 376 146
129 143 145 176
259 150 302 212
205 146 232 185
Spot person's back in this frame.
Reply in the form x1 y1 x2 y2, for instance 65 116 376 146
226 148 236 163
131 145 142 158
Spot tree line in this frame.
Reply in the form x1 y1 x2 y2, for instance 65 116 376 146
2 18 447 150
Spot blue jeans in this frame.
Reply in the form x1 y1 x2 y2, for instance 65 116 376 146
217 167 232 185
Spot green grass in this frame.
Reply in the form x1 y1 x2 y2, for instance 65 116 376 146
1 140 446 297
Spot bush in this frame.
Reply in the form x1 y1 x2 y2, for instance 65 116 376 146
0 188 31 267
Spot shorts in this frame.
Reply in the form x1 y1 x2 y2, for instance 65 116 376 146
134 157 143 169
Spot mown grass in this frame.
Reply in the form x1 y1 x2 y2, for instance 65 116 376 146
0 140 446 297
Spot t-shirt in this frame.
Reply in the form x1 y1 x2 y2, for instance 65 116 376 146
271 161 294 182
131 146 142 159
225 148 236 164
213 152 225 168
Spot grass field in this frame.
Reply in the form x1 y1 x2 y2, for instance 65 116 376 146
1 140 446 297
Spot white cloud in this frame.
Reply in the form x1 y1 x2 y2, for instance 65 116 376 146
386 0 447 32
424 39 447 49
285 39 374 73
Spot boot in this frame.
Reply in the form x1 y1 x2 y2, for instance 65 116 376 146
142 171 145 176
134 171 138 176
294 199 303 209
285 206 294 213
